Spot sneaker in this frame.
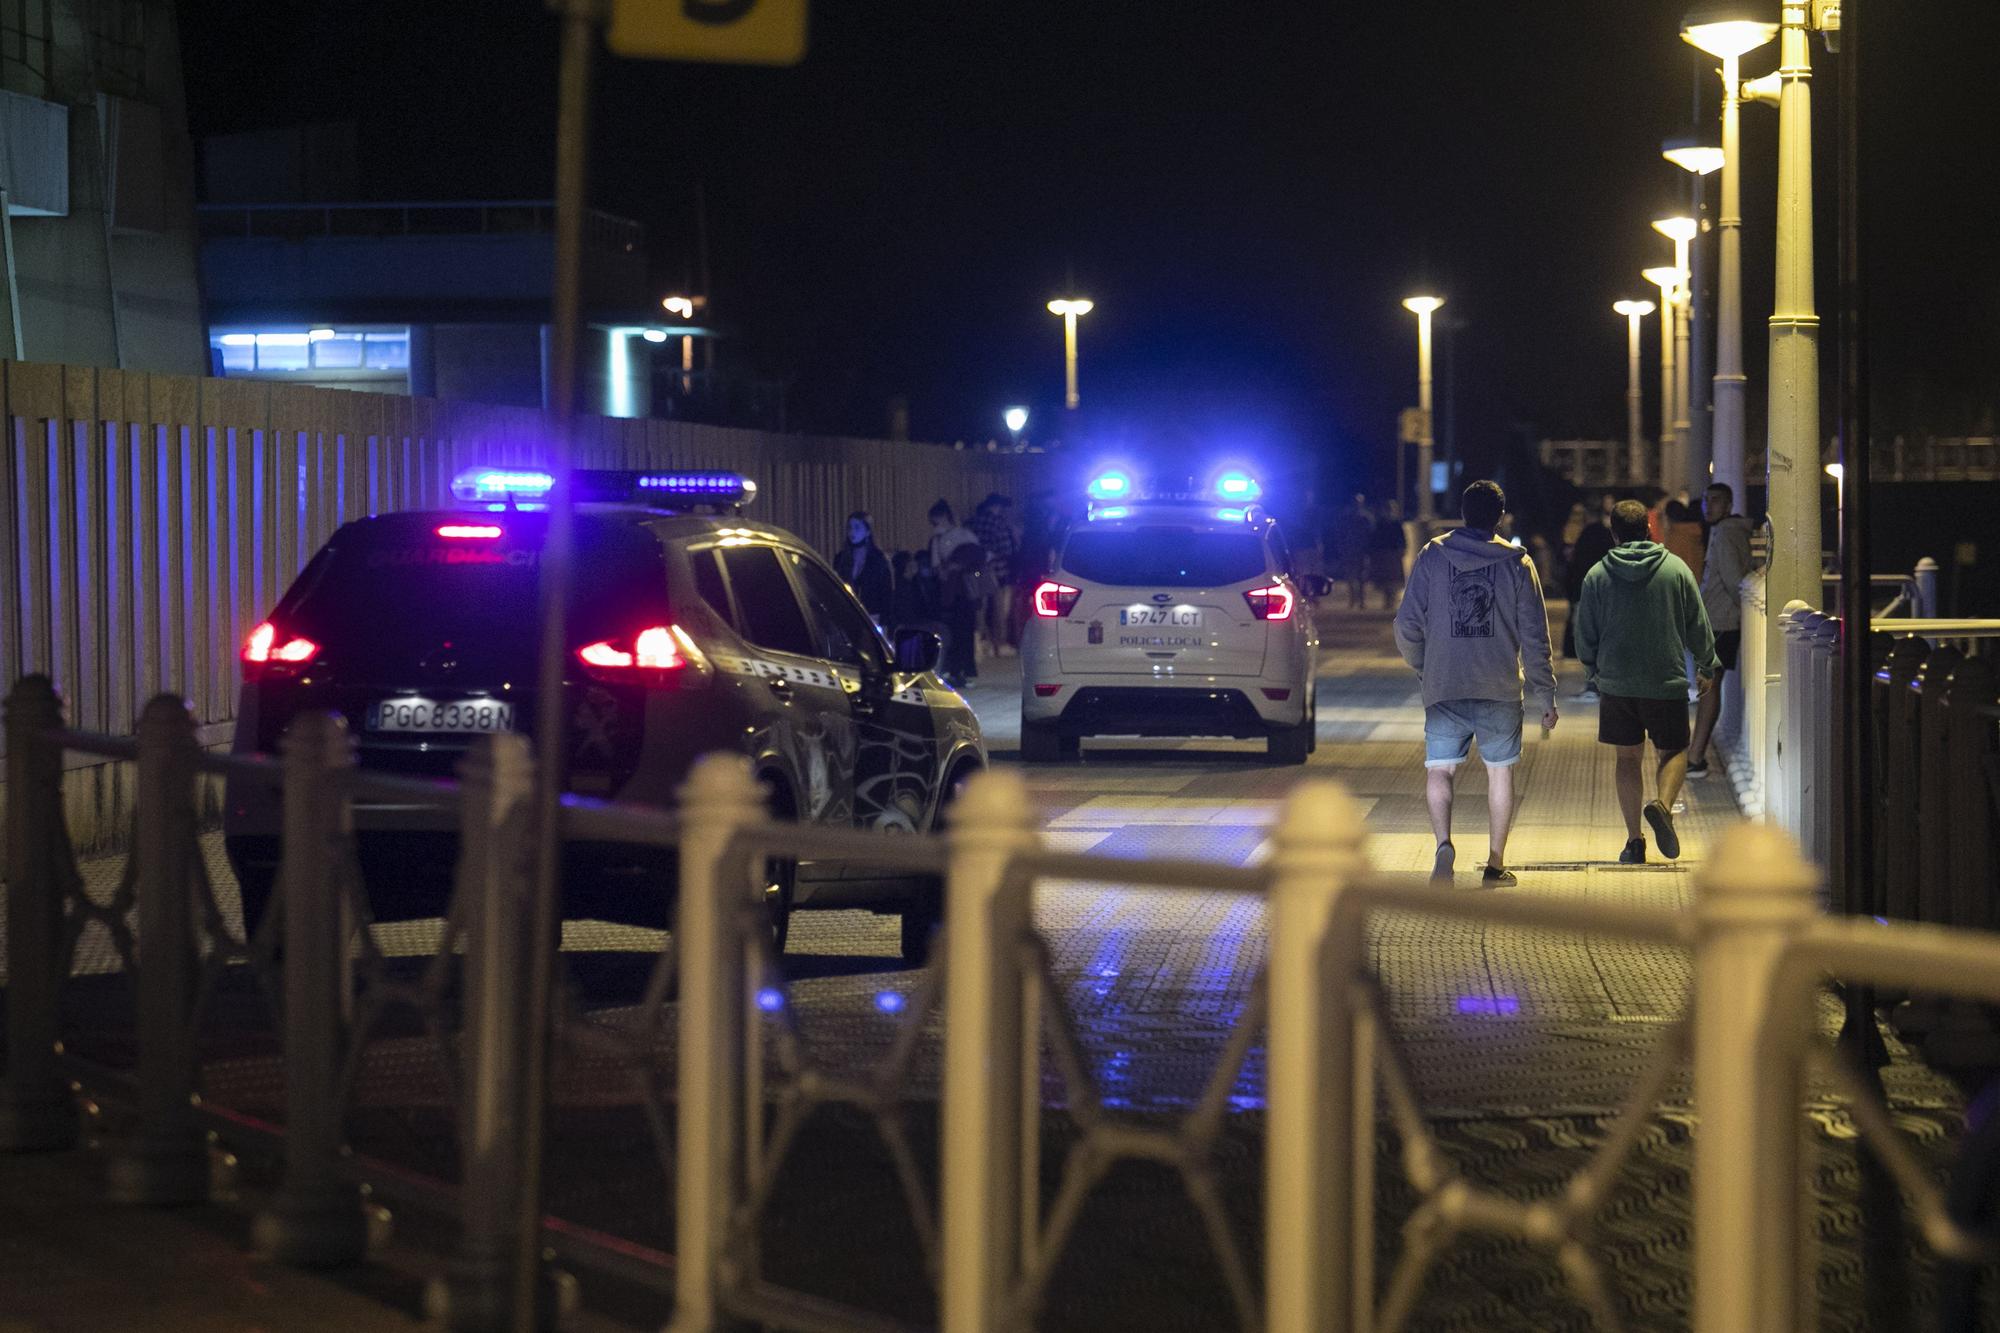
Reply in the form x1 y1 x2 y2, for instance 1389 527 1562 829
1432 841 1455 881
1686 759 1711 779
1481 865 1517 888
1575 688 1601 703
1619 838 1647 865
1644 800 1681 860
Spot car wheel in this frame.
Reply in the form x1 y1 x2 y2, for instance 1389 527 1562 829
1306 689 1319 754
1267 720 1311 766
1020 719 1071 763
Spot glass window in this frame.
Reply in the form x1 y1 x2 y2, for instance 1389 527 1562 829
310 334 364 369
719 545 815 657
1058 528 1269 587
363 332 410 369
253 333 309 371
214 337 254 372
691 548 735 629
791 553 886 671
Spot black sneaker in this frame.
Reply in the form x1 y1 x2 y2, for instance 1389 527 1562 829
1619 838 1646 865
1686 759 1711 779
1481 865 1517 888
1432 841 1455 881
1643 800 1681 860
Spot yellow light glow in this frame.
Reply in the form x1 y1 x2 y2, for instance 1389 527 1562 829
1824 462 1844 480
1642 266 1689 292
1047 298 1094 316
1663 144 1727 175
1651 215 1700 242
1613 299 1657 317
661 295 696 319
1681 18 1779 58
1401 295 1445 315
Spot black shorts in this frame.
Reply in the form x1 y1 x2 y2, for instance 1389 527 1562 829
1713 630 1740 673
1599 691 1691 753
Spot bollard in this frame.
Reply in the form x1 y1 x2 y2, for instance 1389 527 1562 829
1942 657 1998 933
672 754 768 1333
429 732 543 1327
105 694 209 1204
1691 822 1820 1333
939 767 1037 1333
1 675 79 1151
253 712 369 1266
1263 780 1371 1333
1913 557 1940 619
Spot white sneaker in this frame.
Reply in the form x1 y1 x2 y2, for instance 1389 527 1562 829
1575 688 1600 703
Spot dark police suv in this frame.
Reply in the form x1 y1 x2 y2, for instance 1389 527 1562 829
224 466 985 961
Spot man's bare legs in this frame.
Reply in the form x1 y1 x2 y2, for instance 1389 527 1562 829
1689 679 1723 767
1486 763 1515 869
1614 744 1646 839
1656 746 1689 815
1426 764 1457 845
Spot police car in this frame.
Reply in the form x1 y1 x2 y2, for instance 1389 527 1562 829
224 466 984 962
1019 469 1325 764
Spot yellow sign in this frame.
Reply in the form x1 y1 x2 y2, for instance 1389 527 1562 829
608 0 808 65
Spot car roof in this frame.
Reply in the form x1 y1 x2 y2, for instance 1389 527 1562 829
340 505 808 548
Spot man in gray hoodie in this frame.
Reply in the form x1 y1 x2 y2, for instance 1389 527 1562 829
1575 500 1720 864
1686 482 1752 778
1394 481 1559 887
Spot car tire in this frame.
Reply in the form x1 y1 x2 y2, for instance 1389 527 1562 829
1267 720 1311 766
1020 719 1074 763
1305 689 1319 754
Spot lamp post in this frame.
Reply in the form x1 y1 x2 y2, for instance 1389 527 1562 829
1003 405 1028 445
1652 215 1699 493
1613 299 1656 484
1664 138 1726 492
1641 266 1686 489
1682 13 1777 517
1046 298 1093 411
662 294 698 390
1401 295 1444 521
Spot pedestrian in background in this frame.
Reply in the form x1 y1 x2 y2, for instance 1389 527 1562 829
969 492 1019 656
1367 500 1407 609
1575 499 1719 864
836 510 894 621
1327 493 1373 608
1563 499 1616 676
1394 480 1558 888
1661 498 1705 585
927 499 984 687
1687 481 1753 778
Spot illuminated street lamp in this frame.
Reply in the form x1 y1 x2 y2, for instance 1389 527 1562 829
1046 298 1094 411
1642 267 1687 489
1401 295 1444 521
661 293 701 385
1613 299 1656 483
1663 135 1725 492
1652 215 1699 489
1682 11 1777 514
1003 405 1028 443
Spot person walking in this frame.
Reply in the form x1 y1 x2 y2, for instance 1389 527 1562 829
1575 499 1719 863
1562 499 1617 680
1394 481 1559 888
1367 500 1407 609
968 492 1019 656
927 499 984 687
836 510 894 621
1327 493 1373 609
1687 481 1753 778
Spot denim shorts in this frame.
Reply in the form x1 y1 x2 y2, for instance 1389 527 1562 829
1423 699 1524 769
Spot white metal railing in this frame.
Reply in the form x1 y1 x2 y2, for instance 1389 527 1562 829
13 675 2000 1330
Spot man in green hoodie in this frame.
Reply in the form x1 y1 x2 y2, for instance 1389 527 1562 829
1575 500 1720 863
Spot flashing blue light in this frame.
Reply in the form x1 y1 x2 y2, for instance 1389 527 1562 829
453 468 555 505
755 987 785 1013
1091 505 1130 521
1455 995 1520 1016
1086 470 1132 501
635 471 748 495
1214 507 1247 523
874 990 907 1015
1213 471 1262 501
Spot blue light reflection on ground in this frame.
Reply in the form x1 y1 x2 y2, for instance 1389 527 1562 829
1456 995 1521 1016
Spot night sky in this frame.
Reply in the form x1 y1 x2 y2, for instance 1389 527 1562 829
180 1 1999 500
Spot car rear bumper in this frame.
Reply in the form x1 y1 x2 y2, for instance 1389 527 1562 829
1022 681 1304 737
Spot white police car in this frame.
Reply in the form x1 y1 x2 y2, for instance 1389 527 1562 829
1019 469 1325 764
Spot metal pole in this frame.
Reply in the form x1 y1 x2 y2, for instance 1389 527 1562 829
1657 298 1676 490
1673 269 1692 494
1625 310 1645 483
1414 308 1435 521
1687 171 1716 491
1061 310 1080 411
1713 52 1750 505
1 676 77 1151
517 0 600 1323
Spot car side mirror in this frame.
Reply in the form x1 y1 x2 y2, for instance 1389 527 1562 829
1303 574 1334 600
893 626 942 674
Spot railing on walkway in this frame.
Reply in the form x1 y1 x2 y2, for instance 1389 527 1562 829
12 673 2000 1330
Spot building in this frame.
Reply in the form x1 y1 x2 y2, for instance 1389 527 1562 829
0 0 207 372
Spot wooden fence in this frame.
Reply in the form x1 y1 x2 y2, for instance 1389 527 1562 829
0 359 1040 851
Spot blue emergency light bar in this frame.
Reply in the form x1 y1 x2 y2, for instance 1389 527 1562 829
451 467 555 505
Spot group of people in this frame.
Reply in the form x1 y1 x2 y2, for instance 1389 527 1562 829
833 491 1060 689
1319 494 1412 609
1394 478 1749 885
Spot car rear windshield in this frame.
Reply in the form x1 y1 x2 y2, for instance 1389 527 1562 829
1059 528 1267 587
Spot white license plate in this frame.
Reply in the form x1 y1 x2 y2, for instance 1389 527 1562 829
1118 605 1202 627
366 698 515 734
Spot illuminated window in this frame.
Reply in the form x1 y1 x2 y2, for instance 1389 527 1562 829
208 326 411 374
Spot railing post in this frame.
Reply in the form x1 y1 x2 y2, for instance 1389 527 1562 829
1808 615 1841 895
673 754 767 1333
429 732 543 1327
1737 568 1769 816
1264 780 1372 1333
106 693 209 1204
1692 822 1819 1333
253 712 369 1266
1 675 79 1151
940 767 1036 1333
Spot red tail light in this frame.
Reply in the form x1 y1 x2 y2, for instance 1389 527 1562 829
1033 580 1081 618
242 621 319 677
1243 583 1294 621
436 523 503 539
576 625 686 680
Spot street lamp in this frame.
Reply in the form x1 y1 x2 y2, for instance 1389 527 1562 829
1003 405 1028 442
1613 299 1656 484
1664 135 1725 494
1641 267 1686 490
1401 295 1444 521
1682 11 1777 515
1046 298 1094 411
1652 214 1699 492
661 293 701 385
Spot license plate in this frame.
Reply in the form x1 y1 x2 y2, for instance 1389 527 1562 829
1119 605 1202 627
366 698 515 733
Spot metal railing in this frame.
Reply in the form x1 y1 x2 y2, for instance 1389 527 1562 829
12 673 2000 1330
